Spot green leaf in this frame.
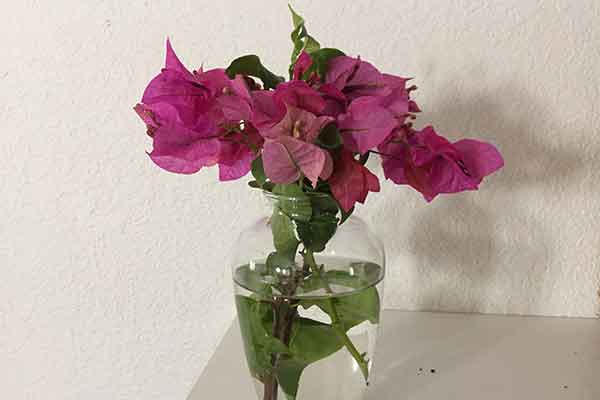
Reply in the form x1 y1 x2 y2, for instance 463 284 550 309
235 296 289 381
336 288 380 329
272 184 312 222
289 4 304 29
234 264 272 297
276 359 306 400
249 179 274 191
251 156 267 187
248 180 261 188
288 5 321 77
308 48 346 80
309 194 339 216
289 317 344 362
339 206 354 225
296 213 338 252
271 209 300 259
308 179 333 194
226 55 285 90
304 36 320 55
276 317 344 399
269 185 314 261
315 123 343 150
301 273 381 331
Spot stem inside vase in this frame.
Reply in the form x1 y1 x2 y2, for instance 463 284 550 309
263 298 297 400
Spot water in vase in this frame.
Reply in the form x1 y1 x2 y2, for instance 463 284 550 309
233 256 384 400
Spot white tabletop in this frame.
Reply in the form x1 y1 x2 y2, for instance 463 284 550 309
188 310 600 399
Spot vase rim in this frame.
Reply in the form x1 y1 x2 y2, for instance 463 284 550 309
261 189 332 201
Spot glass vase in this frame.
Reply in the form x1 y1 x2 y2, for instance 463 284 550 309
231 191 385 400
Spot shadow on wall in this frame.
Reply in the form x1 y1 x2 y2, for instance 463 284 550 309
381 81 592 315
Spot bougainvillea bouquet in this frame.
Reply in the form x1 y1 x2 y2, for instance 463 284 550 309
134 6 503 400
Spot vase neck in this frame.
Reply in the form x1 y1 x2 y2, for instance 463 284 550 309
262 190 331 219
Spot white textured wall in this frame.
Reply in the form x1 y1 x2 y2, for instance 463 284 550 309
1 0 599 399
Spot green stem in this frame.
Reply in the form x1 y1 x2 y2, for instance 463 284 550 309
303 250 370 382
263 274 300 400
264 298 297 400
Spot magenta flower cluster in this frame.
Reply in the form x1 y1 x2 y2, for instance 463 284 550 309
135 39 503 211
